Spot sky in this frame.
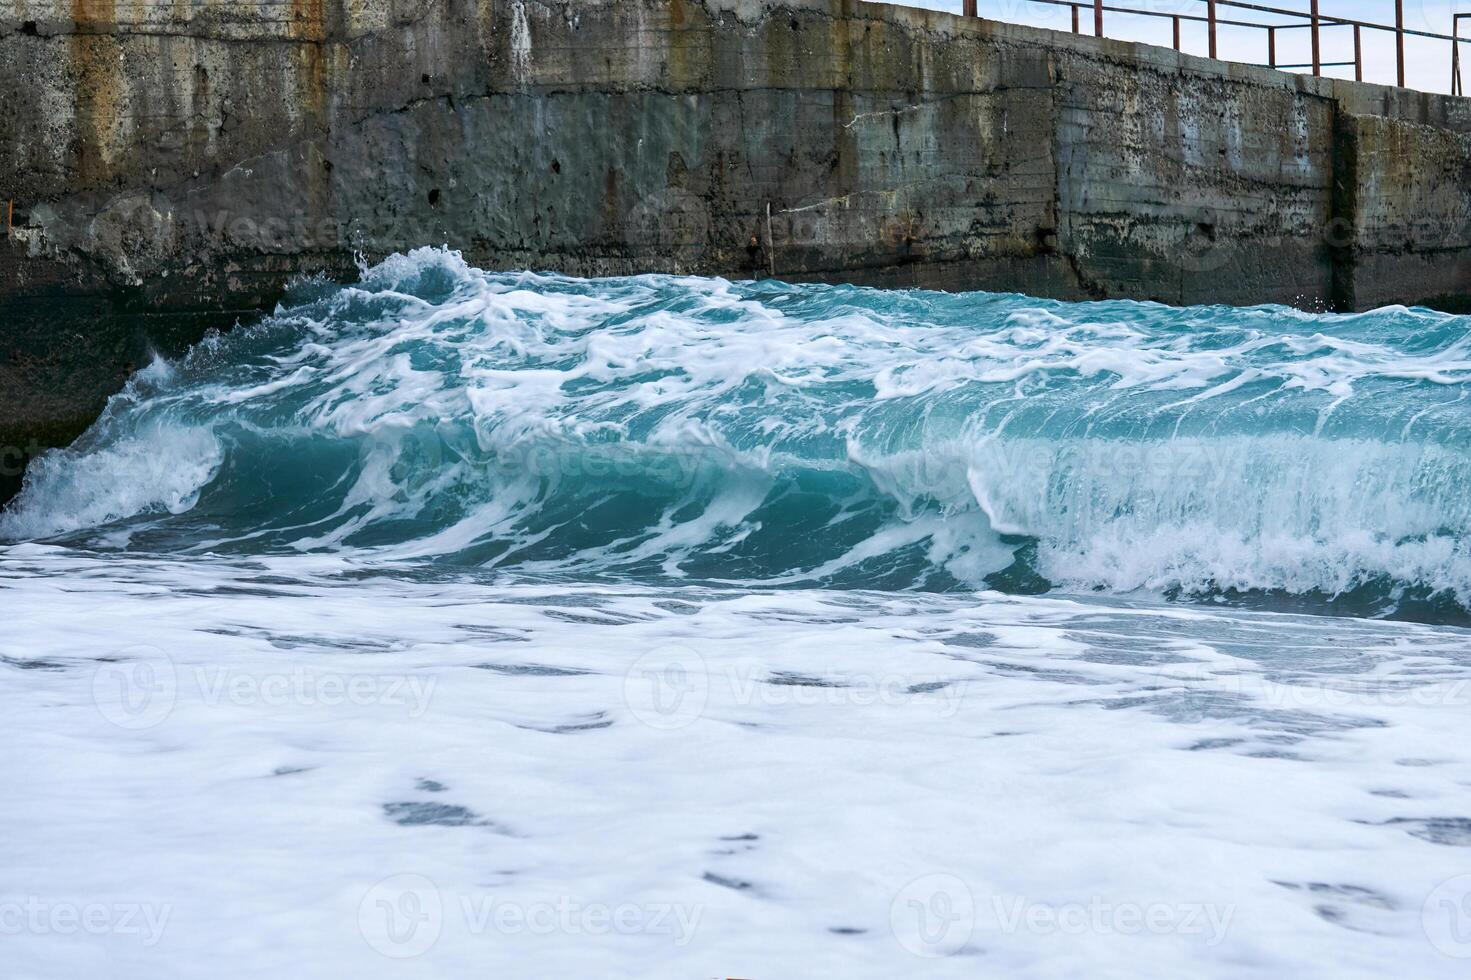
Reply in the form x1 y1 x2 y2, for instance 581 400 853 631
894 0 1470 93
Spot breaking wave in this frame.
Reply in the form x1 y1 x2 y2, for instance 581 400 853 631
5 247 1470 621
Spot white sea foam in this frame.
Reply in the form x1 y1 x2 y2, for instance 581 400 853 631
6 251 1471 977
1 425 223 540
4 551 1471 978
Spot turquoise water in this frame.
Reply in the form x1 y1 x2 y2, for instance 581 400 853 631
7 249 1471 978
5 247 1469 621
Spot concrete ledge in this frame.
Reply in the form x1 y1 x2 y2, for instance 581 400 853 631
1 0 1469 496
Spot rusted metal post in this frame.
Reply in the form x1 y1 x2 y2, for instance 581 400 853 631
1173 15 1181 51
963 0 978 16
1207 0 1217 58
1353 25 1362 81
1072 4 1080 33
1395 0 1405 87
1094 0 1103 37
1268 26 1276 67
1455 18 1463 96
1311 0 1321 76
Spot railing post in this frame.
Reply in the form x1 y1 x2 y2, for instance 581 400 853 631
1268 26 1276 67
1094 0 1103 37
1173 15 1181 51
1311 0 1321 76
1353 25 1362 81
1395 0 1405 87
1455 18 1463 96
963 0 977 16
1207 0 1217 58
1072 4 1080 33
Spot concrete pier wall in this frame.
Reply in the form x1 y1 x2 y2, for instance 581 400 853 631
2 0 1470 497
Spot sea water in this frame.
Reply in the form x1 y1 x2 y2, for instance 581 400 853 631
4 248 1470 977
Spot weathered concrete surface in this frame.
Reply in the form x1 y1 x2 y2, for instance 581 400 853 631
2 0 1470 499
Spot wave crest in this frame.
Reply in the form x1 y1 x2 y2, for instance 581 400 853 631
4 247 1469 618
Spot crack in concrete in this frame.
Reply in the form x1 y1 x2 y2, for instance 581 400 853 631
843 102 931 129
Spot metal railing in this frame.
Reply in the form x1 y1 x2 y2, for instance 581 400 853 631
1456 13 1471 94
960 0 1471 93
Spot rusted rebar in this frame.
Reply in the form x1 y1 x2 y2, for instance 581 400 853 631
1311 0 1321 76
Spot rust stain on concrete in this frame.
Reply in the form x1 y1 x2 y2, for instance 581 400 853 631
290 0 330 128
69 0 125 187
